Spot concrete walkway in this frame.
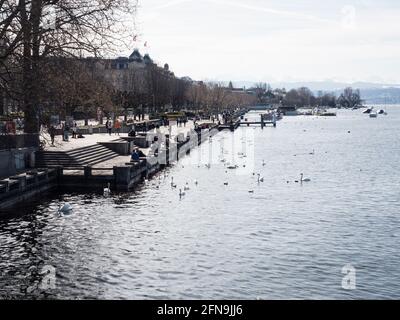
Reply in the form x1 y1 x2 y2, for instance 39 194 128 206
44 133 123 152
43 119 214 152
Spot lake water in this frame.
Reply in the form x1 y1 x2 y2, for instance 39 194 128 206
1 106 400 299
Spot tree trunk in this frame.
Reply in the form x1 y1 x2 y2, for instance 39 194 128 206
21 0 43 134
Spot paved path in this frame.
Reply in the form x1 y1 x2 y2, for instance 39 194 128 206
43 133 123 152
41 119 215 171
43 120 214 152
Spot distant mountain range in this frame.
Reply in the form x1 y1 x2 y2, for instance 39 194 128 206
230 80 400 104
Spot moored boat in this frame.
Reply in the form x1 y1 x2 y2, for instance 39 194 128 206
363 107 373 114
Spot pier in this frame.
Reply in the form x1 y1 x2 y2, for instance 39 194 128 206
219 112 278 131
218 120 240 132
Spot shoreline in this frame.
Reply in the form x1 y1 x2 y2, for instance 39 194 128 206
0 121 224 214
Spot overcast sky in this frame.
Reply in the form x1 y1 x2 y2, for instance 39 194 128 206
125 0 400 84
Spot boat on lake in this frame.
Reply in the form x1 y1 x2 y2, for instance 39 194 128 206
314 107 336 116
277 106 299 116
319 111 337 117
363 107 374 114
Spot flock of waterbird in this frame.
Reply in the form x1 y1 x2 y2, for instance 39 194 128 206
58 132 314 211
169 154 312 199
57 158 313 212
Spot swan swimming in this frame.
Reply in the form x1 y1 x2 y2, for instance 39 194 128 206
257 174 264 183
58 202 73 215
103 183 111 197
184 183 190 191
300 173 311 182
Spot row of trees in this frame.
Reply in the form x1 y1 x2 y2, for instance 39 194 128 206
1 0 136 133
251 83 363 108
186 82 256 115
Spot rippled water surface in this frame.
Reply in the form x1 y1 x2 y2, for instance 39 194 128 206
1 106 400 299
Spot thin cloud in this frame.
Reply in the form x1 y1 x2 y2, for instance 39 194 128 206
207 0 335 24
146 0 193 11
142 0 335 25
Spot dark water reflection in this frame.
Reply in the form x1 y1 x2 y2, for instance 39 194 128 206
1 107 400 299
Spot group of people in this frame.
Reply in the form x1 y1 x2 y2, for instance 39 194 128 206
61 122 80 142
176 117 187 127
105 119 122 136
48 122 80 146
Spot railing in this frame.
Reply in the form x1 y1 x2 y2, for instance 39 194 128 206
0 168 59 201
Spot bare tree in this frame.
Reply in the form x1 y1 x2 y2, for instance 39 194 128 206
338 87 362 108
1 0 137 132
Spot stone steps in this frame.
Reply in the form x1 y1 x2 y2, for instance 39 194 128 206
35 144 121 169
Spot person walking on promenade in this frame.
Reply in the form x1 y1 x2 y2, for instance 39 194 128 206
72 122 78 139
64 122 70 141
106 119 112 136
114 119 121 136
49 125 56 146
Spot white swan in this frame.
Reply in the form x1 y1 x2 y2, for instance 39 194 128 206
59 202 73 214
103 183 111 197
194 180 198 185
257 174 264 183
262 160 266 166
300 173 311 182
171 177 177 188
179 189 185 197
184 183 190 191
